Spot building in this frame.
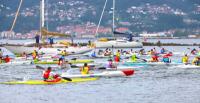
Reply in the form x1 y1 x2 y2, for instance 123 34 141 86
139 32 167 38
0 31 15 38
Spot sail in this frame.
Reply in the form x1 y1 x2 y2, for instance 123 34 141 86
41 28 70 37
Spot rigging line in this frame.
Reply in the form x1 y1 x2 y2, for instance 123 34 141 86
10 0 23 31
94 0 108 38
112 0 115 34
46 0 49 31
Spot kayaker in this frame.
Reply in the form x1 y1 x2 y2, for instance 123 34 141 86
150 54 159 62
131 52 137 62
192 57 200 66
3 55 11 63
191 48 197 55
139 49 145 55
114 50 121 62
91 51 96 57
43 67 60 81
61 50 68 56
58 57 64 66
160 48 166 54
149 49 154 55
21 52 27 59
162 55 171 63
48 37 54 47
153 47 157 54
80 63 90 75
107 59 116 68
182 54 189 64
35 34 40 47
32 50 38 60
104 48 111 56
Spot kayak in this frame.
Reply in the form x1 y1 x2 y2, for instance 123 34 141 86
0 60 32 66
122 61 183 66
61 69 134 78
99 66 142 70
0 77 98 85
34 59 94 64
35 63 98 70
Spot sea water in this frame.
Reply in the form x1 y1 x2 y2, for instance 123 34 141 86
0 39 200 103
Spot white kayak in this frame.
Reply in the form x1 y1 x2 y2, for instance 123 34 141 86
97 66 142 70
61 69 134 78
0 60 32 66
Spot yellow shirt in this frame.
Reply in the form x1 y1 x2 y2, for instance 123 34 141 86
81 67 89 75
131 54 137 62
182 56 188 63
116 51 120 57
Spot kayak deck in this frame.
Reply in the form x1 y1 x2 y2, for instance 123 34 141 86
34 59 94 64
1 78 98 85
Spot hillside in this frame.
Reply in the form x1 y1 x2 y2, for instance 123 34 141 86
0 0 200 36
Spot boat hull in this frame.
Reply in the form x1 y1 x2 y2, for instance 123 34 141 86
95 40 143 48
4 45 93 54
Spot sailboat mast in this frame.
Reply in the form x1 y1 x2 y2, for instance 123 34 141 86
95 0 108 38
40 0 45 39
112 0 115 37
10 0 23 32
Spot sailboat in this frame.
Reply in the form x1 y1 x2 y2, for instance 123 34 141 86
94 0 143 48
4 0 93 54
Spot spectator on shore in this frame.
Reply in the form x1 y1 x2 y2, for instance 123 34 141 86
35 34 40 47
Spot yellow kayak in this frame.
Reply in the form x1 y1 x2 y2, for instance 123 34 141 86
0 78 98 85
34 59 94 64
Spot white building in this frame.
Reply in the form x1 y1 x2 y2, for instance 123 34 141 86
139 32 167 38
1 31 15 38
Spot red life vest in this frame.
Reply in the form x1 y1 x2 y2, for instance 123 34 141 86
165 53 172 57
4 57 11 63
43 70 51 79
114 56 120 62
152 55 158 62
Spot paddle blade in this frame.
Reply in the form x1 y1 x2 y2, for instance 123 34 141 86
36 65 45 70
62 77 72 81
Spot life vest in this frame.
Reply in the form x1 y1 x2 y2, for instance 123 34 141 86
81 66 89 75
61 51 66 56
114 56 120 62
91 52 96 57
182 56 188 63
160 49 165 54
43 70 51 79
4 57 10 63
116 52 120 58
163 57 170 63
151 55 158 62
131 54 137 62
32 51 37 59
165 53 172 57
107 61 114 68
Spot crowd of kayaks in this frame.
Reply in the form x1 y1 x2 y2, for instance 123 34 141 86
1 47 200 85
